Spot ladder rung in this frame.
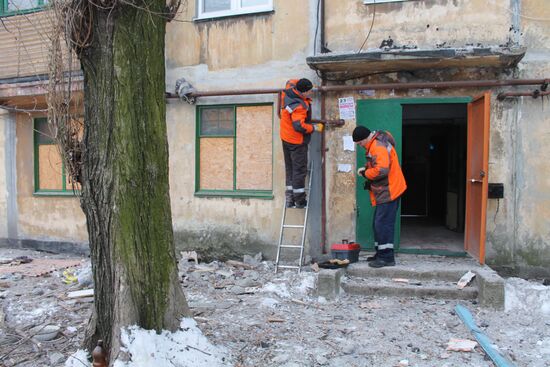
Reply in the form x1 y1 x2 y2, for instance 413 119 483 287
283 224 305 229
280 245 302 248
277 265 301 269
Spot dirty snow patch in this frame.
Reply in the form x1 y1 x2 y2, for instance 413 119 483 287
65 350 90 367
113 318 231 367
505 277 550 315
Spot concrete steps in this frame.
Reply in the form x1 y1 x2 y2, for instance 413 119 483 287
319 255 505 307
342 275 478 301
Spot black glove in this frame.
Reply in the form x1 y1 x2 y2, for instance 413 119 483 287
363 179 372 191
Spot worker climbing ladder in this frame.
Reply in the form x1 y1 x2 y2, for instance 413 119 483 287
275 160 313 273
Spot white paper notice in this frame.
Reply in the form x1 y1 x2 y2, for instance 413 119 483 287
338 97 356 120
337 164 352 173
343 135 355 151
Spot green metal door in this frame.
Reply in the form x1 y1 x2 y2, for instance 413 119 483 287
355 100 403 250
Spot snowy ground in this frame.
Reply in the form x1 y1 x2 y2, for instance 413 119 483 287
1 247 549 367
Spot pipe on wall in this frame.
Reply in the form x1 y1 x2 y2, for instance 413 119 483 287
497 90 550 100
165 79 550 99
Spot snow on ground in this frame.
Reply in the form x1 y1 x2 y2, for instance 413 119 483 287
505 277 550 315
112 318 231 367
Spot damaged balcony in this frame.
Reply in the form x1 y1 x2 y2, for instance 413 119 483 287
306 46 526 78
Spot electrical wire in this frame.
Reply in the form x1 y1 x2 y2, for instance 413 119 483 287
357 0 377 53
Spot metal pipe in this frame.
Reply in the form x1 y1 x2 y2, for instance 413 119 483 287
320 0 327 53
497 90 550 100
165 79 550 99
317 79 550 93
320 75 327 254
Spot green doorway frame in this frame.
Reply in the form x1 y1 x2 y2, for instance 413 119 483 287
355 97 472 256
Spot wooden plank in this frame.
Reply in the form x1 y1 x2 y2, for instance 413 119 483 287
236 105 272 190
38 145 63 190
199 137 233 190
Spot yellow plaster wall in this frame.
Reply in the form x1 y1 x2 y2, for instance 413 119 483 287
325 0 510 51
166 0 310 70
15 114 87 242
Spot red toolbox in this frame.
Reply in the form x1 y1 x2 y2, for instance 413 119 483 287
331 240 361 263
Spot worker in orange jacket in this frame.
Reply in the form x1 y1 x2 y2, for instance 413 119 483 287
353 126 407 268
280 78 323 208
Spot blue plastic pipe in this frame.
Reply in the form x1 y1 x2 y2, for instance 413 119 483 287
455 304 517 367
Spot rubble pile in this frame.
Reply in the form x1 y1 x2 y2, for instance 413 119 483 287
0 248 549 366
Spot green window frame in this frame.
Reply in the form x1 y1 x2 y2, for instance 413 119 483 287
195 103 274 199
33 117 79 196
1 0 47 17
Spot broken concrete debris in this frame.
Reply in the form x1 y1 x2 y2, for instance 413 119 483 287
457 270 476 289
446 338 478 352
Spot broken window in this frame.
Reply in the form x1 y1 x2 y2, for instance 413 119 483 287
34 117 82 195
197 0 272 20
196 104 273 197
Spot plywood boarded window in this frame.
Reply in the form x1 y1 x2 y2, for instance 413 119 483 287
197 104 273 197
34 117 82 195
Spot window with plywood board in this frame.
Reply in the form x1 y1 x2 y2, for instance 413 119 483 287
34 117 82 195
196 104 273 198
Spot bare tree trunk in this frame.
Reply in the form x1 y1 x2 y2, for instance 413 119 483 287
76 2 189 360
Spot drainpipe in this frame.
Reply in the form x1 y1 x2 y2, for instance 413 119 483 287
320 74 327 254
320 0 328 54
511 0 521 46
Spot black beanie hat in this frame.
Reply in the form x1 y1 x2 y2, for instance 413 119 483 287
296 78 313 93
352 126 372 142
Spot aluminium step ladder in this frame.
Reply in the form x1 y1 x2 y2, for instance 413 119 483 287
275 160 313 273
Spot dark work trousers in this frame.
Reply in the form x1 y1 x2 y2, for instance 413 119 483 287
282 141 308 200
373 198 400 250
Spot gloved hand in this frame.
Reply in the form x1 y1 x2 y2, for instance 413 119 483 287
363 179 372 191
313 123 324 133
357 167 366 177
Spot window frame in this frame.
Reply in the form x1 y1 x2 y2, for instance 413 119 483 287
0 0 47 17
195 103 274 199
195 0 273 21
33 117 79 196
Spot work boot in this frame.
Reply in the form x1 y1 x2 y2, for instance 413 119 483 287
285 190 295 208
366 245 378 262
368 249 395 268
294 193 307 209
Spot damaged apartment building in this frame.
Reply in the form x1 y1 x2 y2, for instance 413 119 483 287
0 0 549 277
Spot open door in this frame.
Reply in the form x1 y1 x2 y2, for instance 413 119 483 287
465 92 490 264
355 100 403 250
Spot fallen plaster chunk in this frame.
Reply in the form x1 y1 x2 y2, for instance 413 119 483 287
446 338 478 352
67 289 94 298
457 271 476 289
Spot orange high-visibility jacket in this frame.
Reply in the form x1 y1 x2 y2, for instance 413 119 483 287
280 79 313 145
363 131 407 206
